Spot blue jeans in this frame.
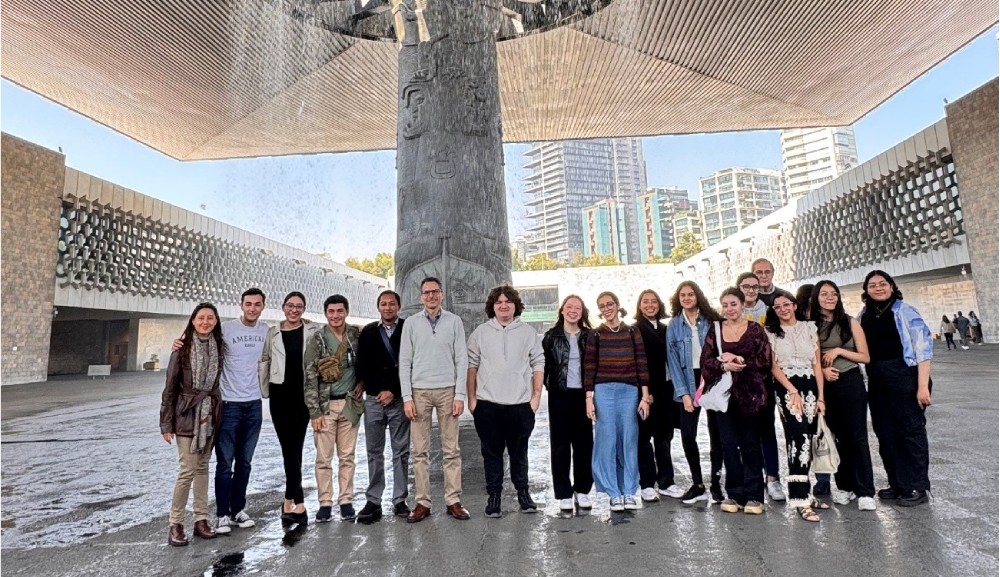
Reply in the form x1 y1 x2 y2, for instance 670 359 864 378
591 383 640 498
215 400 262 517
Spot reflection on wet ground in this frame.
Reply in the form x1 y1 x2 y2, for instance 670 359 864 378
1 344 998 577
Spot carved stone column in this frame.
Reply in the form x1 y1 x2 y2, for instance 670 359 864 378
392 0 511 331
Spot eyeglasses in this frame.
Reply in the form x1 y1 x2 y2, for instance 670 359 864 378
598 302 617 310
773 303 795 310
739 285 760 292
283 304 305 311
867 282 891 290
421 289 442 297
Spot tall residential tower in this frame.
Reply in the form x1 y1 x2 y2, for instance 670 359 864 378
781 126 858 200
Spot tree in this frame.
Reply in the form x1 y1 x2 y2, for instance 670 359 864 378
345 252 395 278
667 232 703 264
511 247 527 271
522 253 563 271
645 254 671 264
570 253 622 267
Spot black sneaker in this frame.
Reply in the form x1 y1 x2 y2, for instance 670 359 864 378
315 506 333 523
357 502 382 523
517 489 538 514
877 487 901 500
680 484 708 504
485 494 502 518
896 490 929 507
393 502 411 518
709 485 725 504
339 504 357 521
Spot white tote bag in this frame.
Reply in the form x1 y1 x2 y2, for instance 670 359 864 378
811 414 841 474
699 322 732 412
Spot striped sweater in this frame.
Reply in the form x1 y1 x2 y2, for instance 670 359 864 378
582 324 650 391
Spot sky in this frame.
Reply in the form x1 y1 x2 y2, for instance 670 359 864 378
2 27 997 263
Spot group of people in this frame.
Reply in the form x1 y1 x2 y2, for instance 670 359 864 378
939 310 984 350
159 260 935 546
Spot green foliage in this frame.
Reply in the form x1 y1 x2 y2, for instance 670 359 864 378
345 252 395 278
645 254 671 264
667 231 703 264
511 247 527 271
570 253 622 267
522 253 563 271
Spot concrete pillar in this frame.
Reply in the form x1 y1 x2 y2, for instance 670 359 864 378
126 317 141 371
392 0 512 332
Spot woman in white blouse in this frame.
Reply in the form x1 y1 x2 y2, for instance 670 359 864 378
764 290 827 522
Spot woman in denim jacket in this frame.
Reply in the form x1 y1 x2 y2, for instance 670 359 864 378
666 281 723 504
858 270 933 507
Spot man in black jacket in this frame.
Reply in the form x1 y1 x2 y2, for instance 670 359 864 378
355 290 410 522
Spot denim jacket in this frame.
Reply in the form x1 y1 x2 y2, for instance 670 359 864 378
858 300 933 366
667 313 711 401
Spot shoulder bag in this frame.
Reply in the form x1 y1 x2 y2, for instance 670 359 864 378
696 321 732 412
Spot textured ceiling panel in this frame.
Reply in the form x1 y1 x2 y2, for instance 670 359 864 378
2 0 995 159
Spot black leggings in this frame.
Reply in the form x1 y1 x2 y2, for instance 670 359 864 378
270 383 310 504
677 369 723 488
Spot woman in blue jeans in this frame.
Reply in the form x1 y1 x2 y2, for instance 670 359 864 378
583 291 650 512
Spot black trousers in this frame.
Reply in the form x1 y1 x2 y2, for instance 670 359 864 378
824 367 875 497
269 382 310 504
547 388 594 499
716 406 765 505
868 359 931 492
473 399 536 495
676 369 723 488
759 378 781 478
943 333 956 349
638 392 676 489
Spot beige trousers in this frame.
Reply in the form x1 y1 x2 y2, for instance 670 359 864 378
314 399 359 506
170 436 212 525
411 387 462 507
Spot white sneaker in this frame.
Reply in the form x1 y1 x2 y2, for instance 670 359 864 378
609 496 625 511
575 493 593 509
658 484 685 499
641 488 660 502
233 510 255 528
767 481 786 501
832 490 857 505
962 345 970 350
858 497 877 511
215 515 232 534
559 498 574 511
623 495 638 510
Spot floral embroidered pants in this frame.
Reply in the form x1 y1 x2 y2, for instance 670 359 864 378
777 375 820 507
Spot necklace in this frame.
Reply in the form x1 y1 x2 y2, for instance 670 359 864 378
874 300 893 318
607 323 622 333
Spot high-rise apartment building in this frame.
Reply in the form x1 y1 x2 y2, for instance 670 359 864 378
523 138 646 264
635 187 693 263
672 210 703 244
781 126 858 200
582 198 629 263
699 168 783 246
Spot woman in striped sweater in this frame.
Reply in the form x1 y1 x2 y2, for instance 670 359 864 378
583 291 651 512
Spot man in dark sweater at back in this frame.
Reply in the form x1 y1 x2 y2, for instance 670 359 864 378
355 290 410 523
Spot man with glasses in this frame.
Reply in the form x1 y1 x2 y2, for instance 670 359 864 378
398 277 471 522
751 258 784 307
736 272 768 324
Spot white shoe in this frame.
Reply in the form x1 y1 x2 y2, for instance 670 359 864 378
858 497 877 511
641 488 660 502
623 495 638 510
609 496 625 511
575 493 593 509
559 498 574 511
215 515 232 534
658 484 685 499
767 481 786 501
832 490 857 505
233 510 255 528
962 346 970 350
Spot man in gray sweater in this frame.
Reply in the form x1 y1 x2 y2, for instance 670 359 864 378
399 277 470 522
467 285 545 518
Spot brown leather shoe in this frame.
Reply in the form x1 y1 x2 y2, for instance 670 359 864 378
446 502 471 520
193 519 217 539
406 504 431 524
168 523 189 547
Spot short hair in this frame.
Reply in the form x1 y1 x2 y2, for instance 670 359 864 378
720 286 745 304
751 258 774 271
633 289 666 321
596 291 625 318
323 294 350 313
736 272 758 287
241 287 266 304
420 276 442 291
484 285 524 318
861 269 903 303
377 290 401 307
283 291 306 307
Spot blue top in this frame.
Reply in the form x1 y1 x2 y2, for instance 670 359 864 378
858 300 933 366
666 313 711 401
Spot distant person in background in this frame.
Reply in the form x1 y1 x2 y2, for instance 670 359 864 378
968 311 983 344
752 258 784 307
737 272 768 324
953 312 971 349
940 316 957 350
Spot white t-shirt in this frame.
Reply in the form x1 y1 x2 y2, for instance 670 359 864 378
219 318 269 401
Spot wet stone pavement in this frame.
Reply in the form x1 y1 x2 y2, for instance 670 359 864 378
1 342 997 577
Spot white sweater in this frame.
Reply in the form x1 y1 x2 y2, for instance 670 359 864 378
398 309 468 401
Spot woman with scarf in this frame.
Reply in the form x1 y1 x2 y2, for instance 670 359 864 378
160 302 225 546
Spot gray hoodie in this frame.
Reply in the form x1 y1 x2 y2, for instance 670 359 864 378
467 317 545 405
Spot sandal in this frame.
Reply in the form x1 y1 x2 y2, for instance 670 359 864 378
797 506 820 522
810 497 831 510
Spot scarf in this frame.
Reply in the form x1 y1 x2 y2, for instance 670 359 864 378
190 336 219 454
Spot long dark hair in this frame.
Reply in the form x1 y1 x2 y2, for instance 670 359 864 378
795 284 814 320
634 289 666 321
552 294 593 330
861 269 903 303
179 302 224 357
764 289 803 338
670 280 721 321
809 280 851 342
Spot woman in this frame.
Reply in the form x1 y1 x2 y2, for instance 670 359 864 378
764 290 827 522
583 291 650 512
634 289 682 502
968 311 982 344
700 287 771 515
542 295 594 512
809 280 876 511
160 303 224 546
939 315 956 351
859 270 933 507
260 291 321 525
666 281 724 504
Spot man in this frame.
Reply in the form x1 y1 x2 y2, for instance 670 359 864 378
214 288 269 533
399 277 470 522
467 285 545 517
953 311 971 350
355 290 410 523
304 295 364 522
736 272 768 324
751 258 784 307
